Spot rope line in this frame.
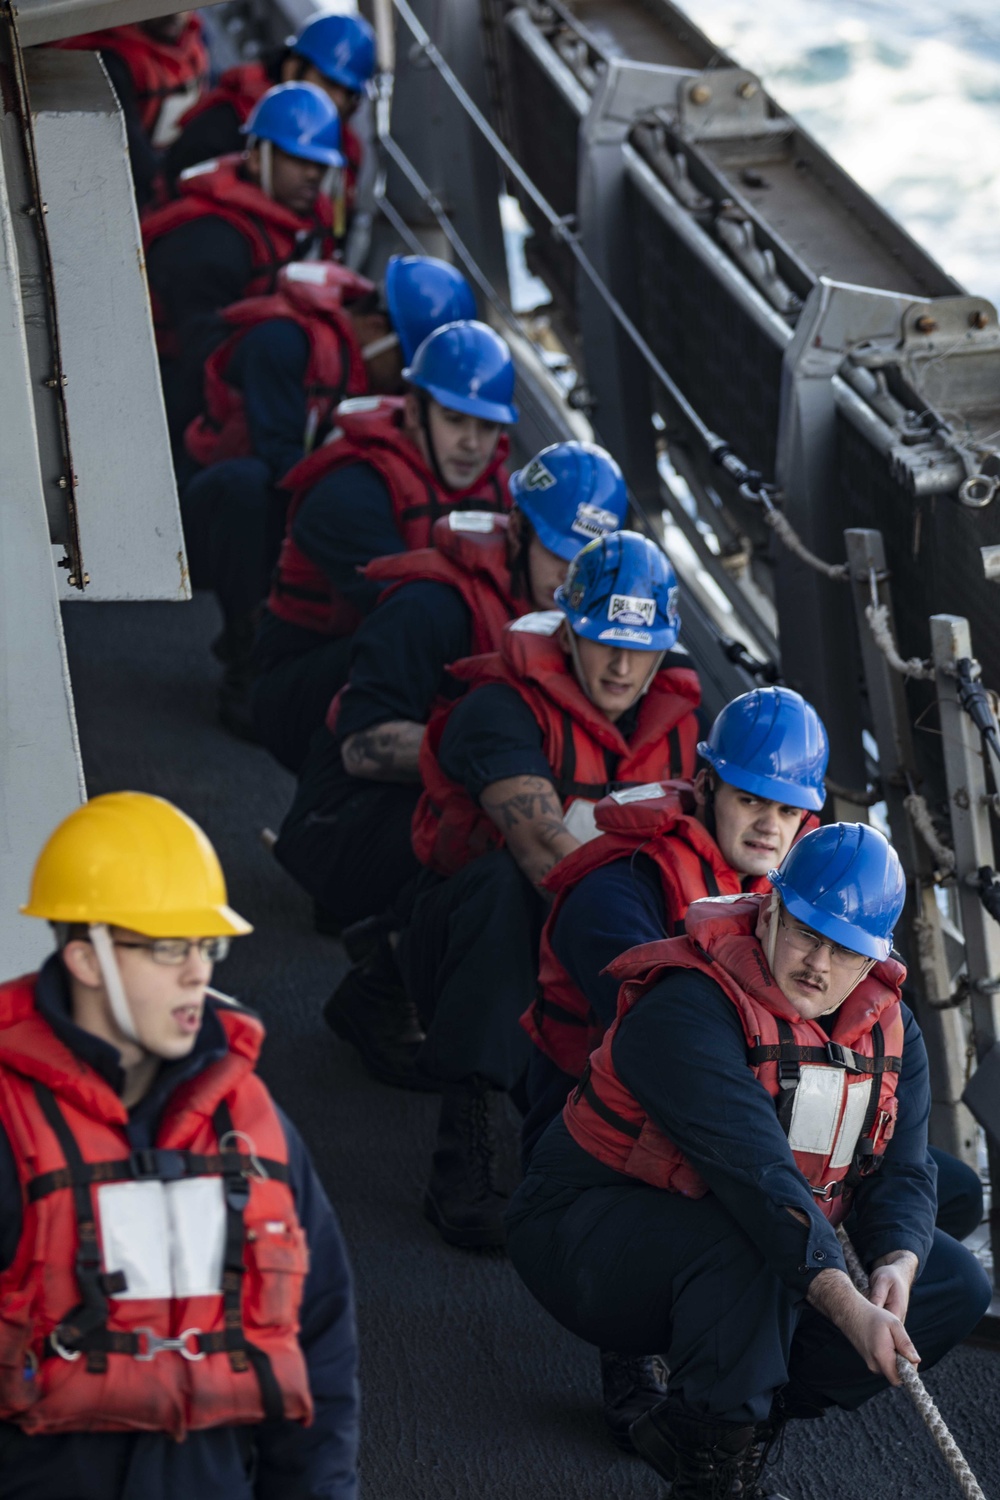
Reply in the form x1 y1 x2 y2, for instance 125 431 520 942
836 1228 988 1500
904 792 957 873
757 496 849 580
865 602 936 680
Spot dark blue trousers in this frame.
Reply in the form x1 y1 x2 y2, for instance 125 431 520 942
180 457 286 626
507 1134 992 1426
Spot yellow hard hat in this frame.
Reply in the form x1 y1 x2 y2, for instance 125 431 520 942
21 792 252 938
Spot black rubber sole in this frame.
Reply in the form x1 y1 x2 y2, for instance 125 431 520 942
323 992 439 1093
629 1410 676 1483
422 1190 507 1250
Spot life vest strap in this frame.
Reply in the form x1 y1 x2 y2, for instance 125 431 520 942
533 991 592 1028
573 1064 642 1141
746 1040 902 1074
26 1147 289 1203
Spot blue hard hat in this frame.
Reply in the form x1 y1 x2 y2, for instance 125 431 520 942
769 823 905 962
243 83 345 168
403 320 518 424
290 12 376 94
384 256 477 365
510 442 629 562
555 530 680 651
698 687 829 812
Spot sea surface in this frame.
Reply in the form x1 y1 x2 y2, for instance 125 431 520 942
680 0 1000 304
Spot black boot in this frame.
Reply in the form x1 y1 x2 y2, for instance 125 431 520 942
216 615 259 742
630 1400 757 1496
600 1350 670 1450
424 1076 508 1249
323 941 437 1092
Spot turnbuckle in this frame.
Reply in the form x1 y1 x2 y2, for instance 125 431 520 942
133 1327 205 1362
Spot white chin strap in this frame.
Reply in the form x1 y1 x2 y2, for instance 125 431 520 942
258 138 273 199
764 890 781 974
360 331 399 362
88 923 141 1046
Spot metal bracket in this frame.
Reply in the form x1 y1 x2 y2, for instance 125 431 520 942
676 68 783 142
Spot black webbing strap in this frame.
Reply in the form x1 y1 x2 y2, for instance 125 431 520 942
305 327 352 433
212 1102 284 1421
533 989 591 1028
271 577 331 604
747 1039 902 1075
572 1064 642 1141
773 1019 800 1135
32 1083 116 1373
398 479 442 527
668 724 681 779
246 214 282 292
27 1149 289 1204
555 711 611 801
848 1023 888 1185
697 856 720 899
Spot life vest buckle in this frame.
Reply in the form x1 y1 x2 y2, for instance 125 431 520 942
811 1180 842 1202
824 1041 856 1070
133 1326 205 1362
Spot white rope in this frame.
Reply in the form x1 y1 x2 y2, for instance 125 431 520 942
758 501 849 581
865 601 935 680
836 1227 988 1500
904 792 957 873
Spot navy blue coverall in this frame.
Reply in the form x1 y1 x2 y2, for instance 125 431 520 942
506 966 992 1426
524 853 985 1238
252 463 414 774
180 319 316 632
274 578 473 928
0 955 359 1500
398 683 644 1090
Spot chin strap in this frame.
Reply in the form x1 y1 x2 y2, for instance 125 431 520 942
88 923 141 1046
257 138 273 200
360 331 400 362
764 890 781 974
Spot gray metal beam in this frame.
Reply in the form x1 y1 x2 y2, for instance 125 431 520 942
845 530 974 1160
19 0 228 49
0 79 85 970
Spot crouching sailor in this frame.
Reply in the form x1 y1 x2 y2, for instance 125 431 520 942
0 793 358 1500
506 823 991 1497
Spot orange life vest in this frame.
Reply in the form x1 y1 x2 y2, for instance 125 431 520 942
141 157 336 354
176 63 363 210
524 783 773 1077
183 265 373 468
267 399 511 640
411 615 702 877
325 512 525 736
54 18 208 138
563 895 905 1223
0 976 312 1438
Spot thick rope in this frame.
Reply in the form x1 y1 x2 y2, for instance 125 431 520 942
865 602 936 680
836 1228 988 1500
904 792 957 873
759 502 849 581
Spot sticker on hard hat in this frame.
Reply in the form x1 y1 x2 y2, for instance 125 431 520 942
597 627 654 645
610 783 666 805
509 610 563 635
571 503 621 539
608 594 657 628
518 458 557 491
449 510 497 533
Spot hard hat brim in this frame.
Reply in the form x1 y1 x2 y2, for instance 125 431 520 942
20 900 253 939
697 746 826 812
563 610 678 652
403 374 518 425
512 499 595 562
767 876 889 961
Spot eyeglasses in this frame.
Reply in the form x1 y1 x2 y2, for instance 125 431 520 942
111 937 231 966
777 914 867 974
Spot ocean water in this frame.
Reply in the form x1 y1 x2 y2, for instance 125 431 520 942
680 0 1000 304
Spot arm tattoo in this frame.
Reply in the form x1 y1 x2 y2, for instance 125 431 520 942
341 721 424 781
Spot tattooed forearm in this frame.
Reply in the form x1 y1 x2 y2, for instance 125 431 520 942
480 774 580 887
341 721 424 781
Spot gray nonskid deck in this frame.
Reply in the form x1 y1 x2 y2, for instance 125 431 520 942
61 594 1000 1499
